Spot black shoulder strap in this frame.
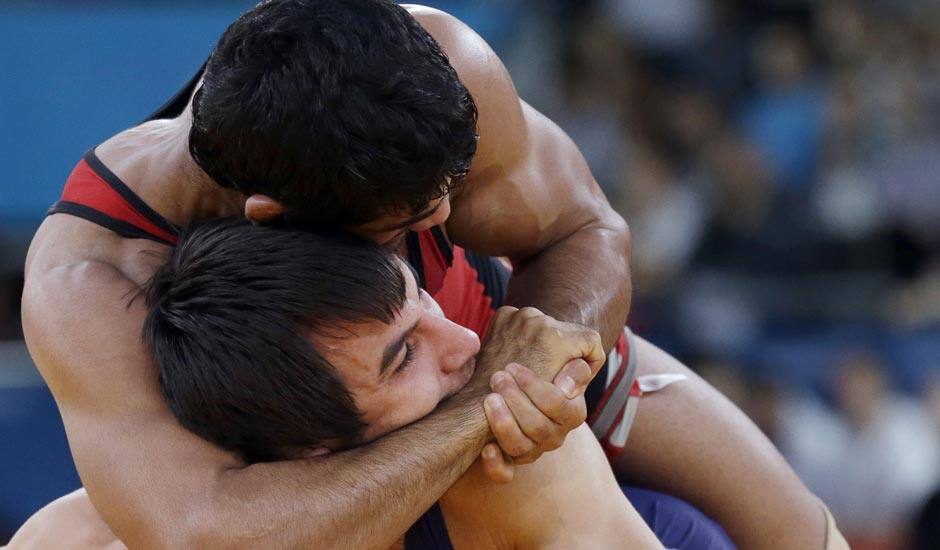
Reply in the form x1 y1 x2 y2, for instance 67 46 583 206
144 59 208 122
429 226 454 265
405 231 427 290
82 150 180 238
47 201 176 246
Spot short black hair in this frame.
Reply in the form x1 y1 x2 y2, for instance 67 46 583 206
142 218 405 462
189 0 478 227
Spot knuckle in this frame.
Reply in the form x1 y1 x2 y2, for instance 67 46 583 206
513 366 539 389
507 440 536 458
546 433 566 451
493 415 516 433
528 422 553 442
493 306 518 324
539 391 567 416
568 402 587 427
515 453 538 465
569 361 592 383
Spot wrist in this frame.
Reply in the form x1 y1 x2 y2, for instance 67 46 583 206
441 384 492 445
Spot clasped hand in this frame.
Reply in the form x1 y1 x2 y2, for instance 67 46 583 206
472 306 605 483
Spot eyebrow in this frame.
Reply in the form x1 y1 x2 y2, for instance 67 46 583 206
379 320 420 376
384 200 445 231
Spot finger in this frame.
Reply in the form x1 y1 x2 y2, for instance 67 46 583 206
574 329 606 374
484 393 537 458
510 363 585 431
552 358 593 399
516 306 545 317
480 443 514 484
512 452 540 465
490 306 519 327
494 369 559 445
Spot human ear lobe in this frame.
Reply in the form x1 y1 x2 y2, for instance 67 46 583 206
244 194 287 223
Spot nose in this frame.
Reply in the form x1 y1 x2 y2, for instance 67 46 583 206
408 197 452 233
427 314 480 374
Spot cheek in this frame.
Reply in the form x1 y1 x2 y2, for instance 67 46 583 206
363 368 445 437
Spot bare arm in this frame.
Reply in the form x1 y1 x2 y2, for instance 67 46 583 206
412 7 631 350
23 260 490 549
616 336 828 549
441 426 662 549
412 7 828 547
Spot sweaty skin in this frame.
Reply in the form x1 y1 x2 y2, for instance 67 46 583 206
11 270 653 550
22 4 825 549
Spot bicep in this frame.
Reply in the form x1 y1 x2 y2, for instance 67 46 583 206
449 101 614 260
24 268 240 546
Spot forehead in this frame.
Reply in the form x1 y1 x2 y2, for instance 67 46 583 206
313 261 418 382
352 196 445 234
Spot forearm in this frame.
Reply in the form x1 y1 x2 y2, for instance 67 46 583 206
505 217 631 350
198 390 488 549
99 389 489 550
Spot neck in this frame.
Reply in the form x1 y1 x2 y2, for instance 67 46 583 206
96 107 246 228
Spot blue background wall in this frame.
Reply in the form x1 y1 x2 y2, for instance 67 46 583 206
0 1 251 540
0 1 256 229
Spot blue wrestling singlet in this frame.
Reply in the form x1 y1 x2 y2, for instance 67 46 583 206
404 488 735 550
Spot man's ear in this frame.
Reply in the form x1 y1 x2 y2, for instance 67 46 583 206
244 194 287 223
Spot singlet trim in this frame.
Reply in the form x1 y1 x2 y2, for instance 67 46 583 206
463 250 509 310
406 232 427 289
145 60 207 122
82 149 180 238
47 201 177 246
585 361 610 415
430 226 454 265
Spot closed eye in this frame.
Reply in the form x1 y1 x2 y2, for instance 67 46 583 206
395 342 417 376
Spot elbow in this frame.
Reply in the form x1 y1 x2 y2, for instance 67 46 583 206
616 213 632 267
171 502 274 550
120 502 256 550
599 208 631 273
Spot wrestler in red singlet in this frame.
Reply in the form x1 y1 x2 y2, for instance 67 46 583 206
49 144 643 460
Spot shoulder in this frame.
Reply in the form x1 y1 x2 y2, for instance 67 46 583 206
24 256 143 335
7 489 125 550
405 5 499 73
405 4 518 102
22 253 153 395
405 5 526 178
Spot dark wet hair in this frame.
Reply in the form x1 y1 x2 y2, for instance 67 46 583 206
143 218 405 462
189 0 478 227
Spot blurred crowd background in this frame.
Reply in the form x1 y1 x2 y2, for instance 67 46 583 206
1 0 938 548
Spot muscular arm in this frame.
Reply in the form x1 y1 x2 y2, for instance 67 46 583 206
23 260 490 549
413 7 631 350
614 337 828 549
413 7 828 548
